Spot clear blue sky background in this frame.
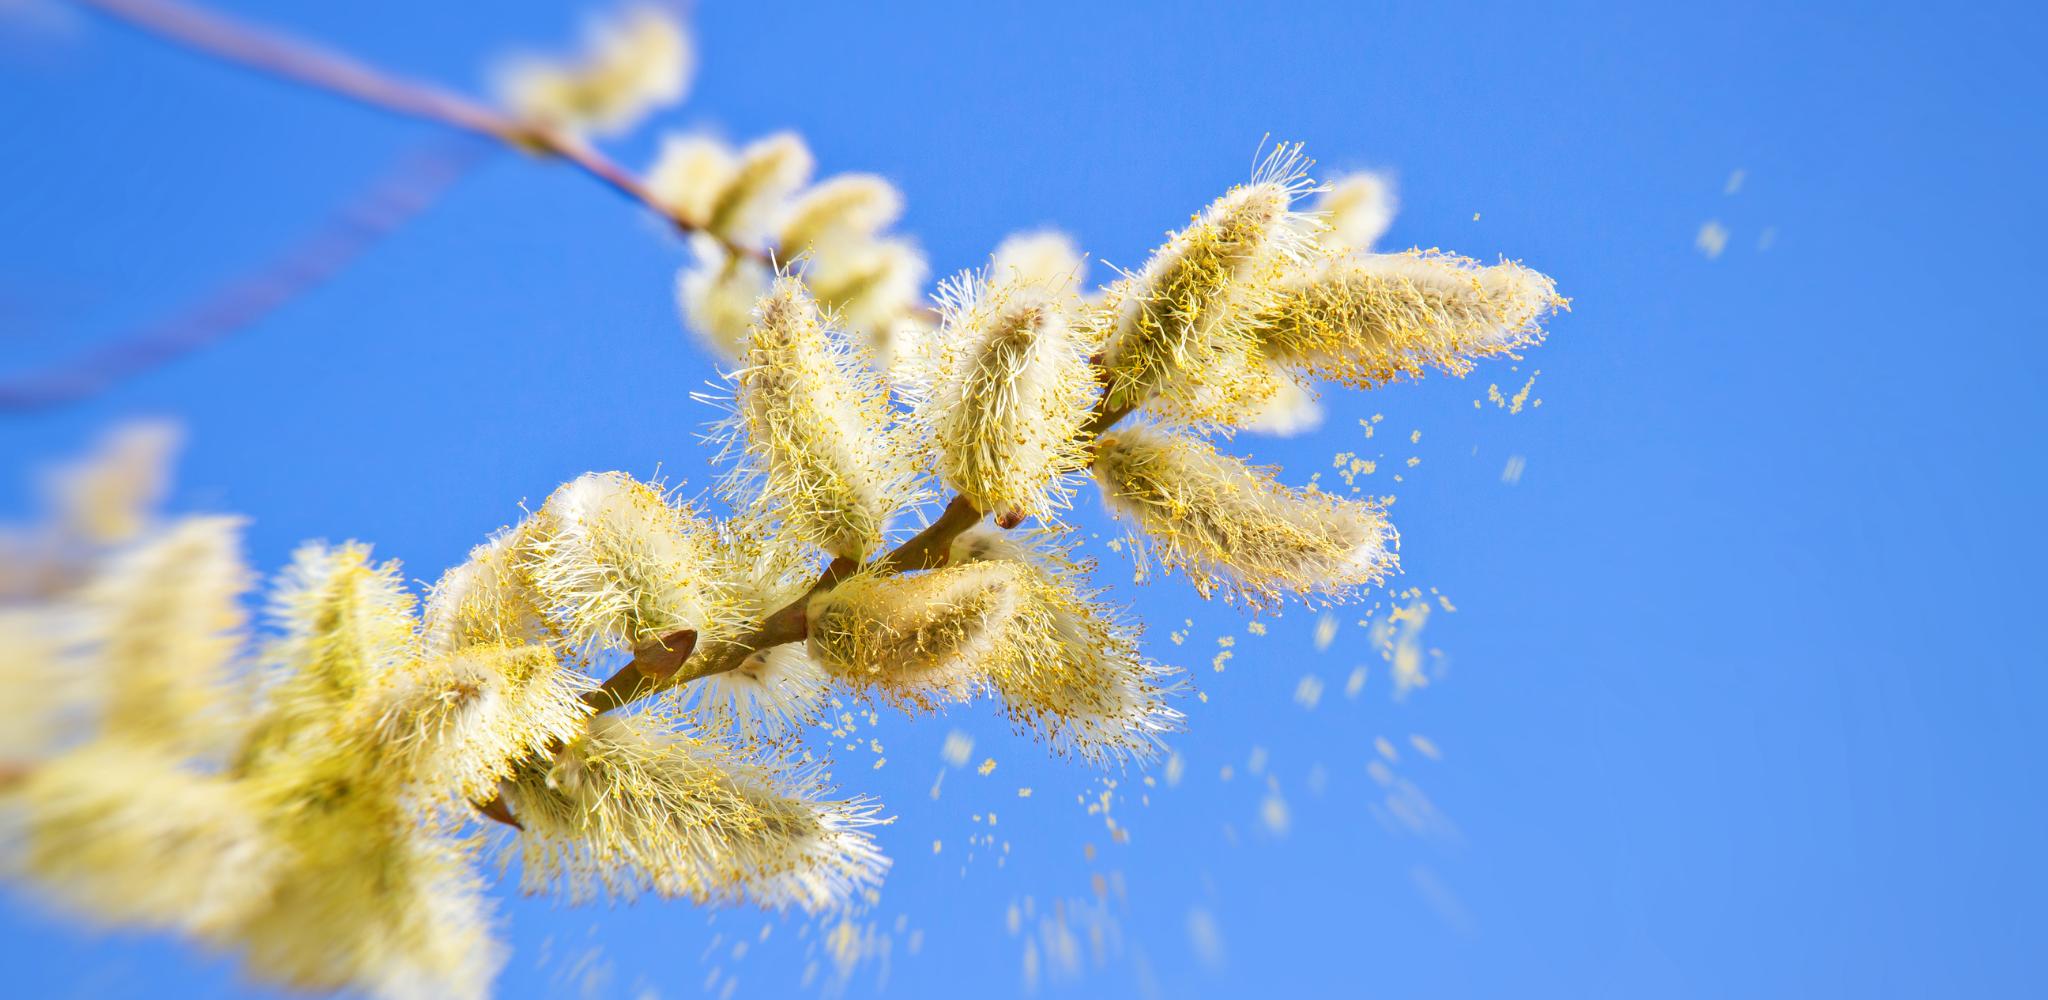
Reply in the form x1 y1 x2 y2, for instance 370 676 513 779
2 1 2043 997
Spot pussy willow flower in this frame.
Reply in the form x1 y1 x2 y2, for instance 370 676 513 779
44 420 180 546
0 610 71 759
1312 171 1398 252
238 752 501 1000
778 174 906 258
1092 422 1398 607
914 271 1096 520
652 132 815 247
681 523 828 737
805 562 1029 709
525 471 728 653
502 713 885 910
990 230 1088 290
1253 250 1566 389
948 528 1185 762
724 278 912 559
239 542 419 770
78 515 250 754
13 743 280 940
352 643 593 804
497 5 691 137
1238 377 1325 436
423 526 551 655
1096 144 1320 420
678 234 775 357
806 236 930 359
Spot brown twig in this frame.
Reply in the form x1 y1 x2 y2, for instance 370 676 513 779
0 136 488 412
587 403 1139 714
72 0 769 263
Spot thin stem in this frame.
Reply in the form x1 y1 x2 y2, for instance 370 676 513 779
72 0 770 263
0 136 488 412
589 400 1137 712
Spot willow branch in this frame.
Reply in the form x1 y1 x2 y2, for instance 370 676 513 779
0 136 486 412
72 0 768 263
587 389 1140 715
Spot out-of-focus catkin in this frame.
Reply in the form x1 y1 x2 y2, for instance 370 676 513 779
81 516 250 754
726 279 910 559
778 174 904 258
1092 422 1398 607
917 272 1095 521
498 6 691 137
989 230 1087 290
1311 171 1398 252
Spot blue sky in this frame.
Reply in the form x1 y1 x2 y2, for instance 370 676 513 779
2 0 2044 997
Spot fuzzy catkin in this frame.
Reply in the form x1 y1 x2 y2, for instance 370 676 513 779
727 278 909 559
1092 422 1398 607
1311 171 1397 252
680 522 828 736
82 516 250 754
502 713 884 910
497 6 690 136
918 273 1095 520
525 471 727 653
948 528 1184 762
778 174 905 258
352 643 592 804
805 562 1028 708
1253 250 1565 388
1096 146 1318 419
422 526 551 655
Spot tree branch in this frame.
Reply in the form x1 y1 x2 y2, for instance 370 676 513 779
586 400 1140 715
72 0 768 263
0 136 487 412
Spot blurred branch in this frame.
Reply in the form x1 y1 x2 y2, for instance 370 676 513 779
0 137 487 412
72 0 770 263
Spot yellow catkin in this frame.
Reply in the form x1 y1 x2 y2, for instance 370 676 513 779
1095 145 1318 419
1311 171 1398 252
725 278 911 559
81 516 250 754
706 133 814 247
805 237 929 359
237 751 501 1000
645 133 737 225
422 525 552 655
524 471 728 653
502 713 884 910
917 272 1096 520
948 528 1184 762
806 563 1027 708
778 174 905 258
677 234 775 358
350 643 593 804
1253 250 1566 389
989 230 1087 290
1092 422 1398 607
46 420 181 545
497 5 691 136
681 520 829 737
239 542 420 771
16 744 280 939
